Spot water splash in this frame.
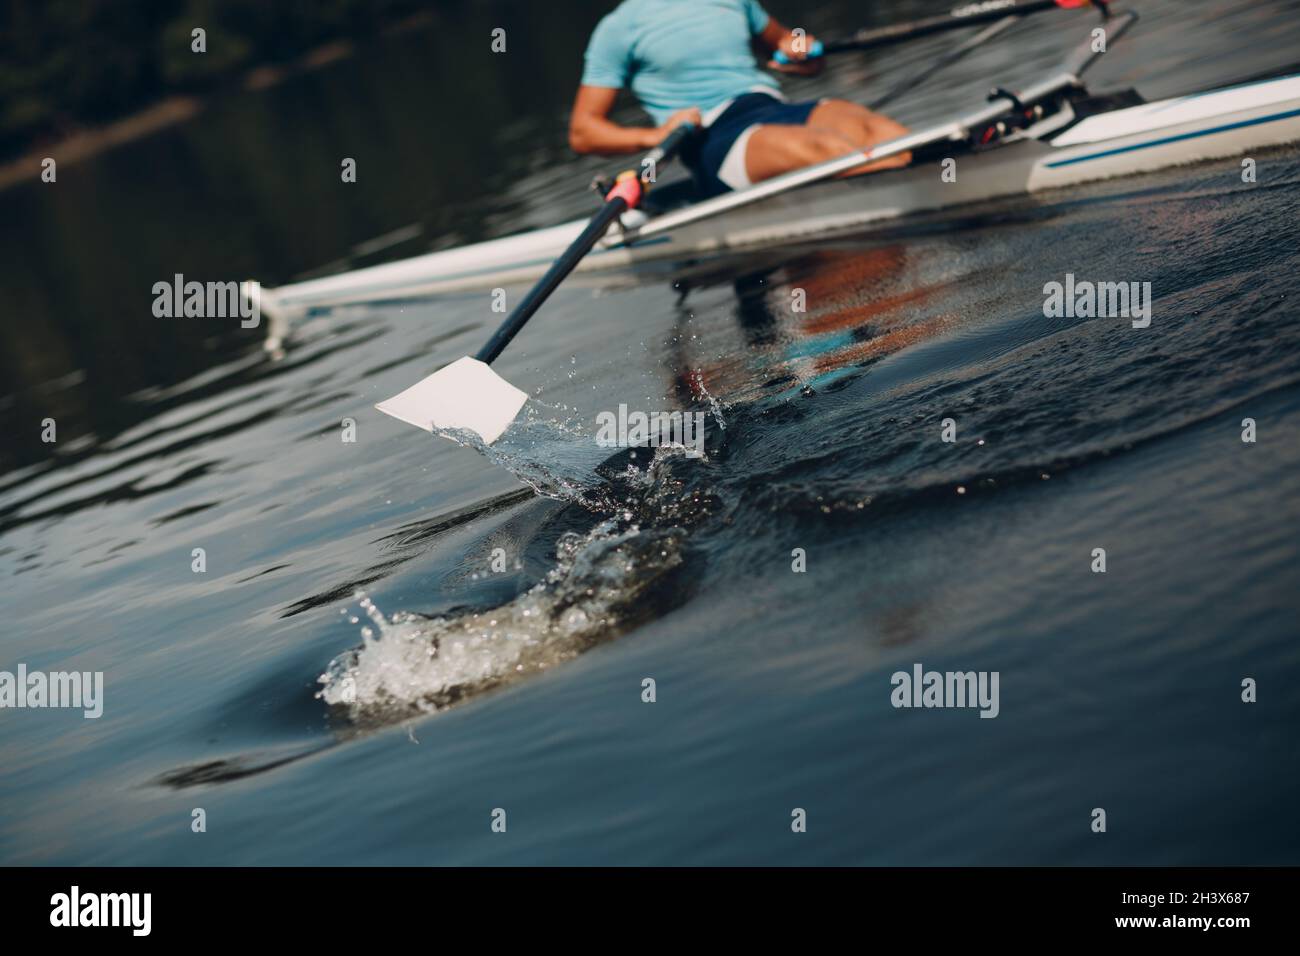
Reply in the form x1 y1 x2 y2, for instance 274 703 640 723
436 397 715 510
692 370 728 431
437 407 609 507
317 517 688 722
316 392 719 724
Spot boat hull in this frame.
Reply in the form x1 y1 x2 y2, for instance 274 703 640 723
257 75 1300 318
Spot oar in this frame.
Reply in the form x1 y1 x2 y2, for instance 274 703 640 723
773 0 1106 64
376 123 697 444
869 14 1021 111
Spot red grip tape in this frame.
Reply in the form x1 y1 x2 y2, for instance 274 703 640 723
605 174 643 209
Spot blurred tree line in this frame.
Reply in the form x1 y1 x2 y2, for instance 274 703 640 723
0 0 432 159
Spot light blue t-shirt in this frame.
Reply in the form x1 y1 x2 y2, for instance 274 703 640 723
581 0 780 126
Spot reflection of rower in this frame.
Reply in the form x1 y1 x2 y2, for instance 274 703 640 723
568 0 911 197
773 246 959 376
667 243 970 402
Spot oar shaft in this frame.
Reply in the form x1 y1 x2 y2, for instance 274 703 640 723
826 0 1050 52
474 121 697 365
827 0 1061 53
771 0 1101 63
475 198 627 364
869 14 1020 110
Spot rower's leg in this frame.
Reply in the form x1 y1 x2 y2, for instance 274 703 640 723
808 100 908 145
807 99 912 174
744 121 910 184
742 99 912 184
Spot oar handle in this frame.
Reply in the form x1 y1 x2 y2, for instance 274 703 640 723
772 39 825 65
643 121 698 173
474 123 697 365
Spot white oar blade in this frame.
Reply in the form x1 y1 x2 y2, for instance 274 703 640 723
376 356 528 444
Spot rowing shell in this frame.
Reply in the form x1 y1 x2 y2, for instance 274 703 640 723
253 72 1300 321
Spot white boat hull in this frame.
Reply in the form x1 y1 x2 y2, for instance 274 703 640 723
256 74 1300 319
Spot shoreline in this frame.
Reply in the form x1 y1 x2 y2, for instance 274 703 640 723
0 11 433 194
0 97 204 193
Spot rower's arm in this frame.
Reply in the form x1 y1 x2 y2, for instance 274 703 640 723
757 17 824 75
569 85 699 156
569 86 656 154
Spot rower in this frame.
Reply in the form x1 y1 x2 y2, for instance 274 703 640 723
569 0 912 197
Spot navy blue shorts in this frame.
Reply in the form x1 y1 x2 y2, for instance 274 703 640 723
682 93 821 197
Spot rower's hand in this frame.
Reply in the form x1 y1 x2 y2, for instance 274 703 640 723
768 32 824 75
656 107 702 140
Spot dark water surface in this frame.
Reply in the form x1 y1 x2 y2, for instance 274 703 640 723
3 0 1300 864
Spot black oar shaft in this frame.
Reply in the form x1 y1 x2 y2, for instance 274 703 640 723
473 122 696 366
826 0 1064 54
475 197 628 364
869 14 1020 110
